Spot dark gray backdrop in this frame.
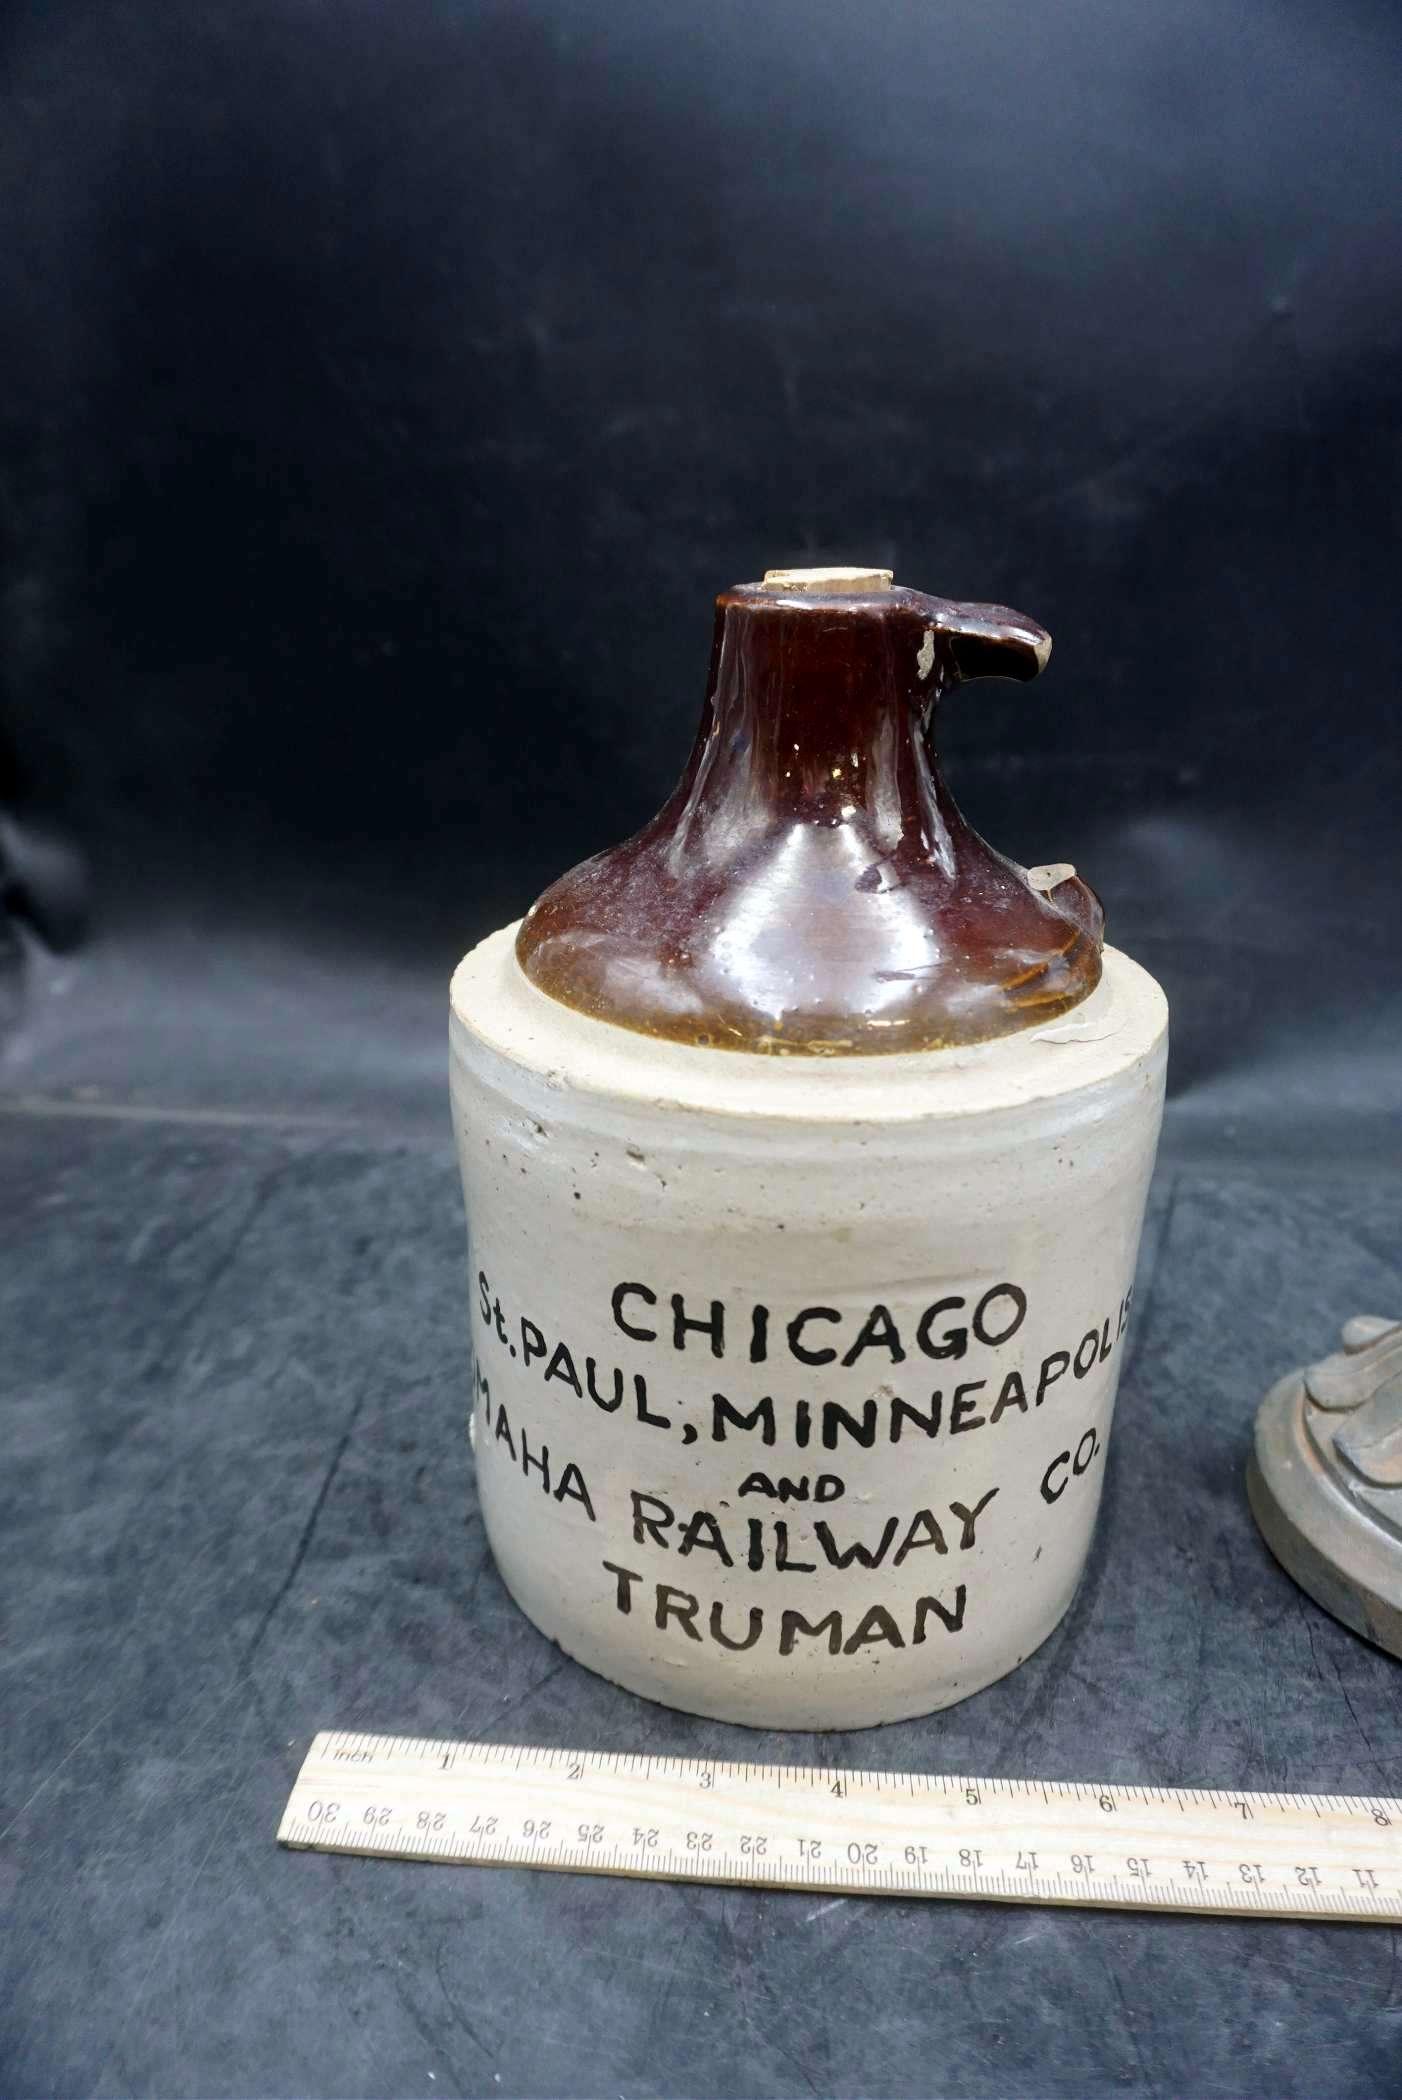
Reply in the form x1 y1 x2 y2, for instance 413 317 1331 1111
2 3 1400 2095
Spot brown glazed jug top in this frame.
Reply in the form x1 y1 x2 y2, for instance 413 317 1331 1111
516 567 1104 1054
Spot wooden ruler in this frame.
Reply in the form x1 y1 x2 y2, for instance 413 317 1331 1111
278 1731 1402 1922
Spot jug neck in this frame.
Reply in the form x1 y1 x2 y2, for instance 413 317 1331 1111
515 567 1101 1055
671 580 959 851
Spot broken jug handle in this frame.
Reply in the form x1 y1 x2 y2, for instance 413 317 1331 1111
933 601 1053 686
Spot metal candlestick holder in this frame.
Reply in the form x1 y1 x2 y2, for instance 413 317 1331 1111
1249 1317 1402 1659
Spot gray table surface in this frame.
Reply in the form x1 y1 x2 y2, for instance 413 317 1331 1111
4 942 1401 2098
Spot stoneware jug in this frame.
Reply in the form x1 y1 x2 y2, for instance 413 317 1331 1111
450 567 1167 1728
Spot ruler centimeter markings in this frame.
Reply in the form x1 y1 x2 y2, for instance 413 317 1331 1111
276 1732 1402 1923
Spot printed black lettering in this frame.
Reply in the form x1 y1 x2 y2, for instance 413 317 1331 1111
603 1560 641 1613
814 1517 899 1570
844 1604 905 1654
709 1600 764 1651
585 1359 624 1412
989 1370 1029 1422
916 1299 967 1360
787 1307 842 1365
972 1283 1027 1347
655 1584 703 1640
631 1491 675 1548
949 1486 998 1548
1035 1351 1070 1406
949 1380 987 1433
519 1430 550 1490
612 1282 658 1343
774 1522 816 1573
821 1398 878 1449
711 1392 777 1444
554 1463 595 1519
678 1509 734 1566
672 1294 725 1358
634 1372 670 1429
890 1392 942 1441
912 1586 967 1639
840 1303 905 1367
891 1508 948 1563
779 1608 844 1655
543 1342 582 1395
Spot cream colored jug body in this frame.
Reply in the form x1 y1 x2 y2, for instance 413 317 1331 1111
451 926 1166 1730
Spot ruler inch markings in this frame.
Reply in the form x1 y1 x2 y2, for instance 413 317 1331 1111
277 1733 1402 1923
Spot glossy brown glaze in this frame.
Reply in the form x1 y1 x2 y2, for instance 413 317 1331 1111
516 573 1103 1053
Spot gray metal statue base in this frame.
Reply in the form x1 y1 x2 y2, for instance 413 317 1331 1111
1249 1316 1402 1660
